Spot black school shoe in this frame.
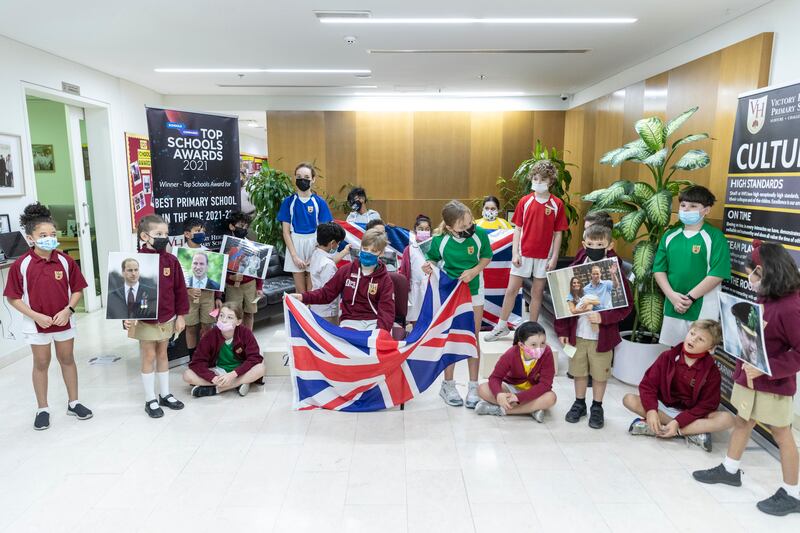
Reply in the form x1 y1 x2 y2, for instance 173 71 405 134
67 403 93 420
158 394 184 410
588 403 604 429
565 400 587 423
191 385 217 398
34 411 50 430
757 488 800 516
692 464 742 487
145 400 164 418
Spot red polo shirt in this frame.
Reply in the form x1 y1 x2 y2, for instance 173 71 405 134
3 249 87 333
511 193 568 259
139 248 190 324
670 355 701 409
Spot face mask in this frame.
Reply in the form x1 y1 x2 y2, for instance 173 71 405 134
456 224 475 239
482 208 498 221
532 182 549 194
359 250 379 267
679 209 703 226
35 236 59 251
233 227 248 238
149 236 169 251
748 272 761 293
296 178 311 192
416 230 431 241
521 344 544 360
190 232 206 245
350 200 362 212
585 247 607 262
216 319 236 333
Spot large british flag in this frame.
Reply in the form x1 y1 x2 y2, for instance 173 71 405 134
334 220 523 329
284 270 477 411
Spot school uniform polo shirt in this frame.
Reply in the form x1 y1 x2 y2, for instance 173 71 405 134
277 193 333 234
3 249 87 333
426 227 492 295
653 222 731 321
511 193 568 259
670 356 701 409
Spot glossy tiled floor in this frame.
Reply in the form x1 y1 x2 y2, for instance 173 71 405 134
0 310 798 532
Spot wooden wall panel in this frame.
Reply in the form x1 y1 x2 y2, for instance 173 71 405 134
265 111 326 184
323 111 356 206
468 112 504 200
354 112 414 201
500 111 535 180
532 111 566 152
413 112 471 199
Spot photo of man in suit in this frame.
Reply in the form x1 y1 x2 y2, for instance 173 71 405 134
186 252 220 290
106 257 158 319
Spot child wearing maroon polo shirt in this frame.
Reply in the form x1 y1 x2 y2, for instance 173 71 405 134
623 320 733 452
218 212 263 330
125 214 190 419
4 203 92 430
693 241 800 517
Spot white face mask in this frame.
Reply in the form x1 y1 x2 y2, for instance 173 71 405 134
532 182 549 194
482 208 498 221
747 272 761 293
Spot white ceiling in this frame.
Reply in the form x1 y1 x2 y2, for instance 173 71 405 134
0 0 774 98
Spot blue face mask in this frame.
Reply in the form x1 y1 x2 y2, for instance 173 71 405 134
191 232 206 244
35 236 59 251
679 209 703 226
359 250 379 267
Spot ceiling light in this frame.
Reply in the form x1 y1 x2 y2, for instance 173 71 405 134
368 49 590 54
320 17 636 24
155 68 371 74
352 91 526 97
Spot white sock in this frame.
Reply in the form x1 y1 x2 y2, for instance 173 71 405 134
36 407 49 414
496 319 507 329
722 456 741 474
783 483 800 499
468 381 478 390
141 372 156 402
156 371 171 399
444 379 455 386
68 400 79 408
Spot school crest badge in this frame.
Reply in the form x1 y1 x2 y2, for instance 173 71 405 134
307 205 314 213
368 282 378 295
691 245 701 254
467 246 475 255
54 271 63 281
163 267 171 277
545 207 552 216
236 347 243 354
747 94 768 135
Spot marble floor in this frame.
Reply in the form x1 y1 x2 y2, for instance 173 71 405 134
0 309 797 533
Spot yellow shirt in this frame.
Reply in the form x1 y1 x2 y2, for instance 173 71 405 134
515 348 539 391
475 217 513 230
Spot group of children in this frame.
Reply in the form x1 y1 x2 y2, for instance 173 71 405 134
5 157 800 516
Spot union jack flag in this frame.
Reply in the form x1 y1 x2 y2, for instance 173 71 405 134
334 220 523 329
284 270 477 411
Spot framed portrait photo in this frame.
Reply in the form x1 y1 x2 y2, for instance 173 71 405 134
0 133 25 197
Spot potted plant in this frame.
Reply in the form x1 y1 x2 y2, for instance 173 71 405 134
493 140 579 256
246 161 295 252
582 106 710 384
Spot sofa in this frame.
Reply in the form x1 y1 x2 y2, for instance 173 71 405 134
254 251 297 323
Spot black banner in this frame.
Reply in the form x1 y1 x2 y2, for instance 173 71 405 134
146 108 240 250
719 80 800 445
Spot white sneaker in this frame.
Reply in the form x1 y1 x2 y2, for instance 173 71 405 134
439 381 463 407
238 383 250 397
465 383 480 409
532 410 545 423
475 400 505 416
484 324 511 342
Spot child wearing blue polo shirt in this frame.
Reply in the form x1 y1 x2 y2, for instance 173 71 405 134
278 162 334 293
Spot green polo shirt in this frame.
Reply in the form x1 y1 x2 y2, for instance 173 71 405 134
653 222 731 321
216 338 239 373
426 227 492 295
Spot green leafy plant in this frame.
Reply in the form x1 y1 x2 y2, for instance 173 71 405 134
582 106 711 341
325 182 358 218
491 140 579 255
246 161 295 251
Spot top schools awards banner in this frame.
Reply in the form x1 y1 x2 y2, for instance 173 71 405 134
146 108 241 249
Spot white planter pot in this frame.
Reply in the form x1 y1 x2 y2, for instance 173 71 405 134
612 331 668 386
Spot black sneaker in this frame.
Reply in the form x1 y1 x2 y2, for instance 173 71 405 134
191 385 217 398
588 403 604 429
692 464 742 487
34 411 50 430
67 403 93 420
158 394 184 410
757 488 800 516
565 401 587 423
145 400 164 418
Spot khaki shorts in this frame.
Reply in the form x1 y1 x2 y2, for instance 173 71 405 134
185 290 216 326
225 280 258 314
730 383 794 427
128 320 175 342
567 337 612 381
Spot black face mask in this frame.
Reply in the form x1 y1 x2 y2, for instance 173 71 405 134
585 247 607 262
456 224 476 239
296 178 311 192
150 237 169 251
350 200 362 212
233 227 248 238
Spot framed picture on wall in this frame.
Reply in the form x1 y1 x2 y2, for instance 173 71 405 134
0 133 25 197
32 144 55 172
0 214 10 233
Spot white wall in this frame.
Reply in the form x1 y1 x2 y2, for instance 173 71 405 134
239 131 267 156
0 35 162 360
572 0 800 107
